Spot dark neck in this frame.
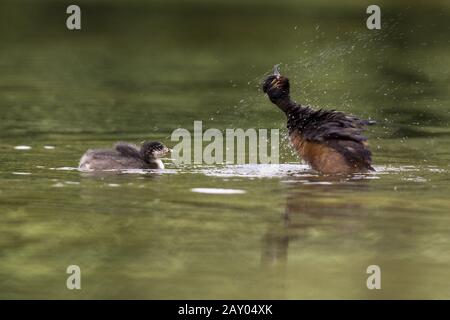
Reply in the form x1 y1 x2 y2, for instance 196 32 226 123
271 96 298 114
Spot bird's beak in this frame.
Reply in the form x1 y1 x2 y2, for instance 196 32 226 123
273 64 281 79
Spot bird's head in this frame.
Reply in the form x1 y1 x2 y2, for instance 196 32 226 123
262 65 290 102
140 141 171 161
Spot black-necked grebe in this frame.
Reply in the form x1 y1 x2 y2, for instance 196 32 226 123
79 141 170 170
262 66 374 174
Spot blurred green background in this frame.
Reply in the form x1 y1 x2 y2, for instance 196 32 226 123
0 0 449 299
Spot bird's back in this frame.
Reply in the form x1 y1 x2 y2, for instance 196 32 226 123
78 148 145 170
287 106 374 174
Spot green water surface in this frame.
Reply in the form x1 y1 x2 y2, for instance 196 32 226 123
0 0 449 299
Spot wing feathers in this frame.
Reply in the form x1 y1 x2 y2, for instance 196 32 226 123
114 142 141 159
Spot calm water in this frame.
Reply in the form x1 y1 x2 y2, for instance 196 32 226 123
0 0 449 299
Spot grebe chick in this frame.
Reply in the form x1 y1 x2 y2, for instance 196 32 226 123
79 141 170 171
262 65 374 175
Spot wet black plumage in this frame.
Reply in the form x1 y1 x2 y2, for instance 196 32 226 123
262 66 374 174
